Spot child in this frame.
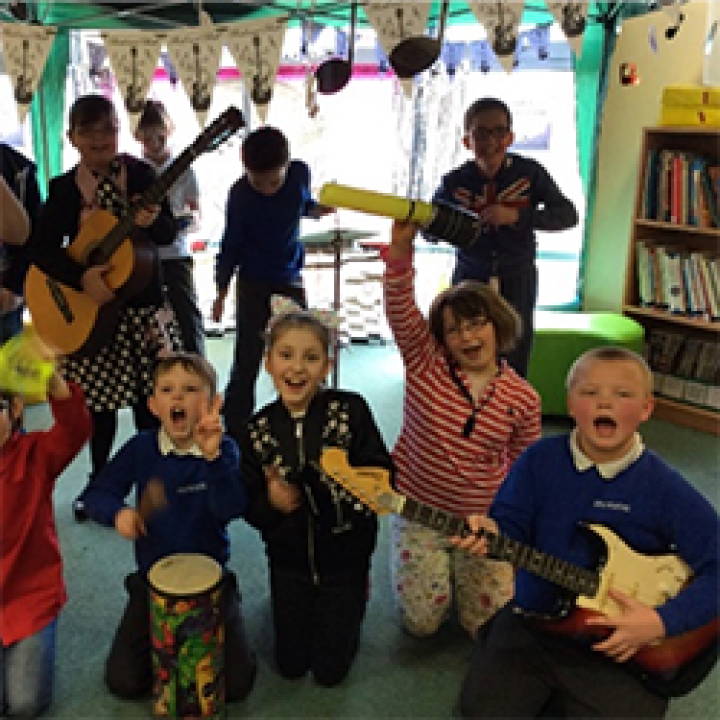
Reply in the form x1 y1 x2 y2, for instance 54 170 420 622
1 365 92 716
135 100 205 356
237 303 393 686
430 97 578 377
82 352 256 702
1 142 42 343
453 347 720 719
212 125 332 441
383 219 541 639
27 94 181 522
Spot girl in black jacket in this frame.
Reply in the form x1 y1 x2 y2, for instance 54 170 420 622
238 301 393 686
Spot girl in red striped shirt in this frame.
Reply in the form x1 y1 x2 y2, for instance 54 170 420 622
382 219 541 639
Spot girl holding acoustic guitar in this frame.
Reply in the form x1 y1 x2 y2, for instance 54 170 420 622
26 94 180 522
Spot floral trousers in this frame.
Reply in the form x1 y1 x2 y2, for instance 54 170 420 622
390 515 513 638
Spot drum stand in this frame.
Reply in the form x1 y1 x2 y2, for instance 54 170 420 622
301 225 379 388
330 227 343 388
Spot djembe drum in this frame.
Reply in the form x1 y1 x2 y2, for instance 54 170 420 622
148 554 224 719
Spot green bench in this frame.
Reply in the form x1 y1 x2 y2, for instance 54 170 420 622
527 311 645 416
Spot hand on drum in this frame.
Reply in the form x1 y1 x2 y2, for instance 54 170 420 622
115 506 147 540
195 393 224 461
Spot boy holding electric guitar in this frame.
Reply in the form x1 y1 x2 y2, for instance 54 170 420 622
453 346 719 718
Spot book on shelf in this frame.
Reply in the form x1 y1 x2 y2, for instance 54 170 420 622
682 253 706 319
656 149 674 223
689 157 711 227
663 248 687 314
641 148 658 220
646 328 686 398
635 241 654 307
693 252 720 321
687 339 720 411
705 162 720 227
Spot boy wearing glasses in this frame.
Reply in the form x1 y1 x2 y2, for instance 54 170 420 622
430 97 578 377
1 367 92 716
382 219 541 640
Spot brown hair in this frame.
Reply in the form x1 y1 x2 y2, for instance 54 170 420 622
428 280 521 353
68 94 117 132
265 310 332 357
463 97 512 132
241 125 290 173
566 346 653 394
153 352 218 396
135 99 175 136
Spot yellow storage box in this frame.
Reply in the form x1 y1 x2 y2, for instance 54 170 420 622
660 85 720 127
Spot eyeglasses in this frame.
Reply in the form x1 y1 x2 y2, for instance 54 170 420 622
468 126 510 141
74 123 120 138
445 316 489 339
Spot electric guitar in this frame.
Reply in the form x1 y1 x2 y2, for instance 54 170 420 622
319 448 719 697
25 106 245 357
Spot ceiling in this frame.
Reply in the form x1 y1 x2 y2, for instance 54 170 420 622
0 2 529 31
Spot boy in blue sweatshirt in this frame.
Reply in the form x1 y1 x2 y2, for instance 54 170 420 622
211 126 332 441
453 346 719 719
83 352 256 703
430 97 578 377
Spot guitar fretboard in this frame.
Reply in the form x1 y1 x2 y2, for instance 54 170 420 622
93 146 200 265
400 497 599 597
92 106 243 265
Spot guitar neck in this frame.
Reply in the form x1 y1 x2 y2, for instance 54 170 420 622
93 147 199 265
399 497 599 597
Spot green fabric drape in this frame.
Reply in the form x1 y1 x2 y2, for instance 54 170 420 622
30 27 69 197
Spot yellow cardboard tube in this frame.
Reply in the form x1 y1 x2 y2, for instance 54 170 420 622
319 182 434 225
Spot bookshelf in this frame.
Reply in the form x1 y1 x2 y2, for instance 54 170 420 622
624 126 719 435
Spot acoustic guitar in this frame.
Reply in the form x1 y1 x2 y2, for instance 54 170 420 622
25 106 244 357
319 447 719 697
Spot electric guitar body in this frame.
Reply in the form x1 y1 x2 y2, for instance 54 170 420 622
25 210 156 356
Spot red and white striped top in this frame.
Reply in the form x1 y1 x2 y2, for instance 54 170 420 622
383 251 541 516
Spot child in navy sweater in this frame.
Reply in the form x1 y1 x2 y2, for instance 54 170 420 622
212 126 332 440
84 352 256 703
453 347 719 719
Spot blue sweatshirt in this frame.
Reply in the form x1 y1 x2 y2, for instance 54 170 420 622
215 159 317 288
83 431 246 574
431 154 578 277
490 435 719 638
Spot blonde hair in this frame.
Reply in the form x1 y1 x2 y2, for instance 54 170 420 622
566 346 653 394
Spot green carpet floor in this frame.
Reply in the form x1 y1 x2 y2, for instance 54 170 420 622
21 337 718 719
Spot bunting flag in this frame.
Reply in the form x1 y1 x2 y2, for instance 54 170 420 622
224 16 288 124
363 1 430 98
0 23 56 123
163 23 224 128
466 1 523 74
545 1 589 57
100 29 161 128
